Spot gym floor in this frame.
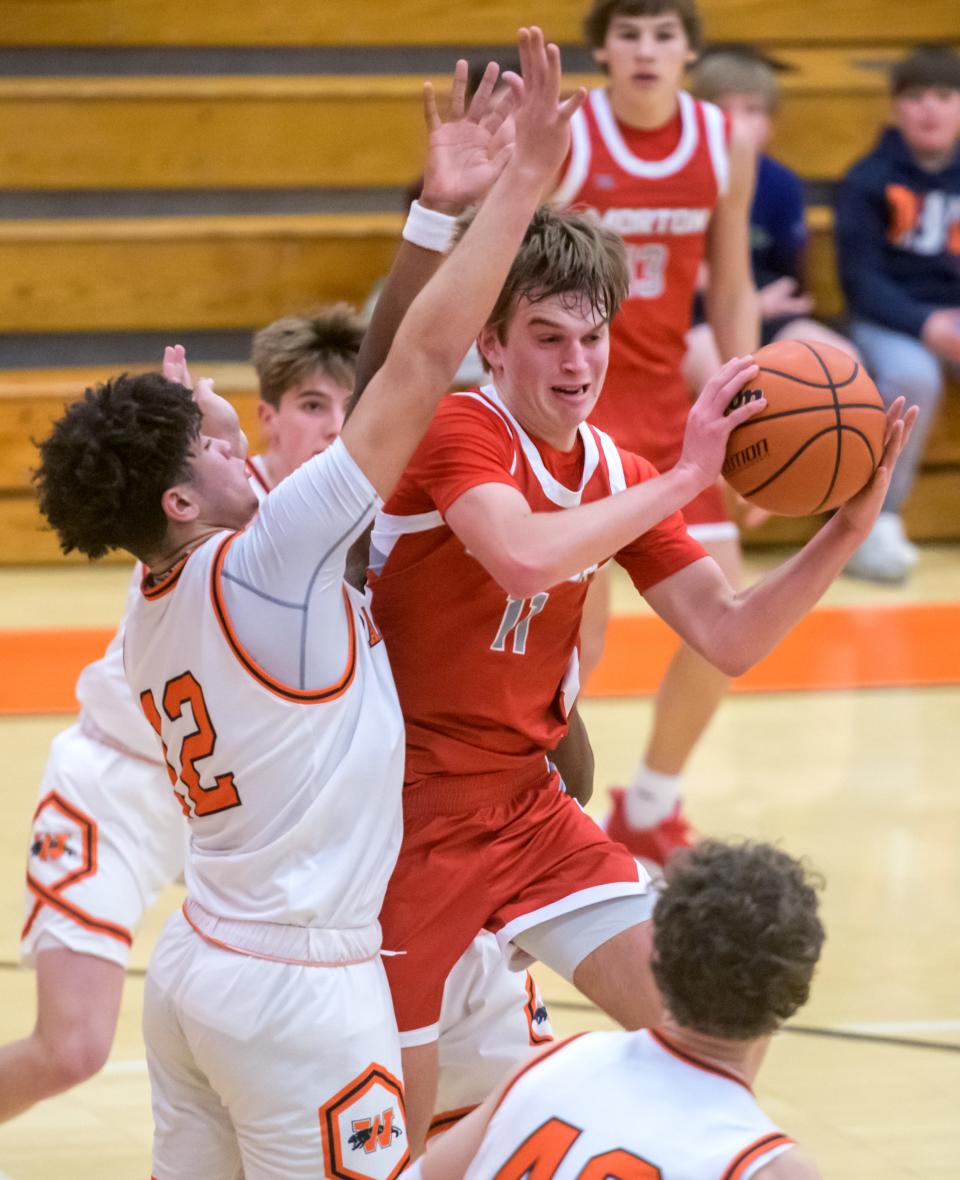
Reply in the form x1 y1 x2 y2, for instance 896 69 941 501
0 547 957 1178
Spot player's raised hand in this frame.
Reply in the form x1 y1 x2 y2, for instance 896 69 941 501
162 343 194 390
510 27 585 185
420 59 521 213
834 396 919 534
161 343 248 458
676 356 763 489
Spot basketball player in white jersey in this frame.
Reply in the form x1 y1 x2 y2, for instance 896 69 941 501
33 31 583 1178
411 839 825 1179
6 306 553 1133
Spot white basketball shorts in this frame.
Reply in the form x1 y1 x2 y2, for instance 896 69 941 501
145 910 408 1180
21 722 186 969
432 931 553 1140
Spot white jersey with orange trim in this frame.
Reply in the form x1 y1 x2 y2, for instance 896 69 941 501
124 438 404 936
466 1030 794 1180
74 564 166 764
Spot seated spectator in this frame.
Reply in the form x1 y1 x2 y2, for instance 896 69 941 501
835 45 960 582
684 46 860 400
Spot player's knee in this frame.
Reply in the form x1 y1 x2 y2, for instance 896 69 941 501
43 1026 113 1091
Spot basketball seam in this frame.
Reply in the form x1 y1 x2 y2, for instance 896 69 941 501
801 342 841 511
740 424 878 503
756 365 860 391
746 402 884 425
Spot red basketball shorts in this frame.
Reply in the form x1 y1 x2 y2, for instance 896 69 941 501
379 771 646 1040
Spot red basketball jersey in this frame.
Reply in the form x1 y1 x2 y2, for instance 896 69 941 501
554 88 729 463
367 386 705 790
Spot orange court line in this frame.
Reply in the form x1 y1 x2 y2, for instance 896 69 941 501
586 602 960 697
0 602 957 716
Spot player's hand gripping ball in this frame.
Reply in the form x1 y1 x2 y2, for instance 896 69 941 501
722 340 886 516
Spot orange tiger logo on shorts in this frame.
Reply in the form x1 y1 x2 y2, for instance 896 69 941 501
319 1064 408 1180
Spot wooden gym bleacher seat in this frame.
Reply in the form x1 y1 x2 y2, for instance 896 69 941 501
0 1 958 561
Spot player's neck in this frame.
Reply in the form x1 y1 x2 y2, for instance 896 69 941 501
145 525 223 579
656 1019 769 1088
259 447 290 490
607 83 681 132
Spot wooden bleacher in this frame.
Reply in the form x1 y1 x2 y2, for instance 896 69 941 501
1 7 958 562
0 51 904 190
1 0 956 46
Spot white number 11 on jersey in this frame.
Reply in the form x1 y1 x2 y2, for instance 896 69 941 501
491 593 549 655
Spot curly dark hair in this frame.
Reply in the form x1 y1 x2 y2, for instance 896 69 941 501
583 0 703 53
35 373 201 561
651 840 825 1039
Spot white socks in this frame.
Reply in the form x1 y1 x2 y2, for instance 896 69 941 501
624 766 681 828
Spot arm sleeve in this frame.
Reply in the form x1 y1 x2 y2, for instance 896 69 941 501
834 171 937 338
217 439 380 688
614 451 710 593
403 395 521 516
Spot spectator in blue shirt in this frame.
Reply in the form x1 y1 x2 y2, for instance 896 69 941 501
835 46 960 582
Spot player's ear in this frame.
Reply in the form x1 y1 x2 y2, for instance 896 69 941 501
592 46 609 71
160 482 200 526
257 399 278 444
477 324 503 374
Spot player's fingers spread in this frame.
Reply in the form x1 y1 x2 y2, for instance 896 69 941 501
728 395 766 427
468 61 500 121
516 28 532 84
560 86 587 120
545 41 562 96
450 59 468 118
423 81 441 131
901 403 920 447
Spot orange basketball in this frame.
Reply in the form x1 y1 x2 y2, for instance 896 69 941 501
722 340 887 516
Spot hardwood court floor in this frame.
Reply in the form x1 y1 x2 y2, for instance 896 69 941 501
0 547 958 1178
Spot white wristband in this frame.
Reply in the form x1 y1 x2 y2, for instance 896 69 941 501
401 200 458 254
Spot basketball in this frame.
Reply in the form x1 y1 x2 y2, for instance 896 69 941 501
722 340 887 516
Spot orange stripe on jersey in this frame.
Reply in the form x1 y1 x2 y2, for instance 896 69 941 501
245 457 272 495
141 550 194 600
209 533 358 704
25 877 133 946
650 1029 753 1093
426 1105 477 1140
722 1132 794 1180
20 898 43 942
491 1034 588 1118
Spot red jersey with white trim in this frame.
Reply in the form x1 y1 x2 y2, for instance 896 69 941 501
465 1030 794 1180
554 88 730 463
367 385 705 789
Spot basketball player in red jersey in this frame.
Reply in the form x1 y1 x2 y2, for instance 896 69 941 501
366 202 914 1153
555 0 760 863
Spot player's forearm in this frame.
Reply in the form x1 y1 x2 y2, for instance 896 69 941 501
705 281 759 360
492 466 703 597
704 511 867 674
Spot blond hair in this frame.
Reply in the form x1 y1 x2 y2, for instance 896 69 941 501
251 304 364 407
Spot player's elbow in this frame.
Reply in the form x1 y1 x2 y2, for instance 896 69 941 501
492 556 553 600
696 637 750 679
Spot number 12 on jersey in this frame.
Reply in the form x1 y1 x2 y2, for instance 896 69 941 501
140 672 242 818
491 593 549 655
